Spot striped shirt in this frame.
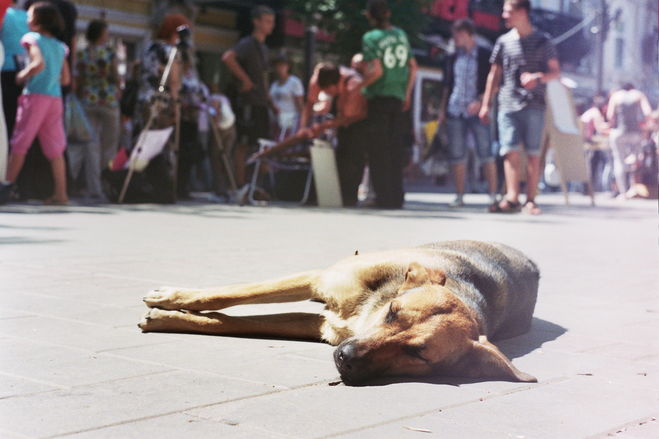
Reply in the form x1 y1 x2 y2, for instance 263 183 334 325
490 29 557 112
447 47 478 118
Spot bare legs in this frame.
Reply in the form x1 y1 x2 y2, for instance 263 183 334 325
5 152 68 204
49 155 68 203
502 151 522 202
451 162 466 198
501 151 541 213
482 161 497 196
5 152 26 183
451 161 497 204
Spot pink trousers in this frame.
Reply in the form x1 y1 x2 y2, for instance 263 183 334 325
10 94 66 159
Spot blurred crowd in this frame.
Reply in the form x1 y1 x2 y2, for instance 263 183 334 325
0 0 656 209
578 84 657 200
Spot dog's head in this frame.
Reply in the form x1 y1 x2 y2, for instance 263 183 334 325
333 262 536 385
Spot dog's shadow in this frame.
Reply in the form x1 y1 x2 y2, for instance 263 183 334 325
356 317 566 387
496 317 566 359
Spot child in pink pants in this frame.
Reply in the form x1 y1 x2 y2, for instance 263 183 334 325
0 2 71 204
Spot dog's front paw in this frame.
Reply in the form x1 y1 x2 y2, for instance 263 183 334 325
139 308 168 332
143 287 179 309
143 286 193 309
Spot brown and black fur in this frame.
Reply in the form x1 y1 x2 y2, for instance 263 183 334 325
139 240 539 385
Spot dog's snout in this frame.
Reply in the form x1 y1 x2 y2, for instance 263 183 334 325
335 342 357 370
334 340 368 385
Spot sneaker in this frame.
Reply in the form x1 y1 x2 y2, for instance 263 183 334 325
0 182 16 205
448 196 464 208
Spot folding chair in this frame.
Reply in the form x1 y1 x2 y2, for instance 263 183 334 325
246 138 313 205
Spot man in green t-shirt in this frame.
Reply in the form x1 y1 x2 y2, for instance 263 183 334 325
361 0 417 209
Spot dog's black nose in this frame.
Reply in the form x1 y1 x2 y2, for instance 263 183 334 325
335 342 357 370
334 341 366 385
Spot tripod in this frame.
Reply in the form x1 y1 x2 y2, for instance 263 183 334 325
118 30 186 203
204 101 238 197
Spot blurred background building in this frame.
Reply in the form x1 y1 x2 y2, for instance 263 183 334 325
533 0 658 102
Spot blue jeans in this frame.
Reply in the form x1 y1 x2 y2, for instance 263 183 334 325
445 115 493 165
498 107 546 157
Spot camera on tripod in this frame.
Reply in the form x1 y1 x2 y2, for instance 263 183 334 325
176 25 191 49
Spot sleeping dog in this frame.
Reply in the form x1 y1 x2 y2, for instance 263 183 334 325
139 240 539 385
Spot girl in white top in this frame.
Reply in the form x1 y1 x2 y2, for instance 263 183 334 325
269 56 304 139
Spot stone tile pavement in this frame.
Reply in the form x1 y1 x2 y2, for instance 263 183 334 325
0 192 657 438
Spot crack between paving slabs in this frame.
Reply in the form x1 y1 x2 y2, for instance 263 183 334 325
42 377 342 439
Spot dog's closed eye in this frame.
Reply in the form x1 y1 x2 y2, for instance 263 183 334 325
385 301 401 324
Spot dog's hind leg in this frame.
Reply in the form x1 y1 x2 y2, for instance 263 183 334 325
138 308 325 340
143 270 321 311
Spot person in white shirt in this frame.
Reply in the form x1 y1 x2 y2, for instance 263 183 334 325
269 55 304 140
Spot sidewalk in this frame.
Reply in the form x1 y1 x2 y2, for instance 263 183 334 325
0 192 657 438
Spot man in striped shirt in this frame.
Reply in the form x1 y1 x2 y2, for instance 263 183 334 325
479 0 560 214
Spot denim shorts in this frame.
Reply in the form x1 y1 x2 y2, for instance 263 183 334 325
498 107 546 157
445 115 494 165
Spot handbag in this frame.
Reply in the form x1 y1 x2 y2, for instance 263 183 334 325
544 148 562 187
65 95 95 144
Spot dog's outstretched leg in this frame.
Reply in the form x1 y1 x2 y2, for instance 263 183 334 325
143 270 321 311
139 309 325 340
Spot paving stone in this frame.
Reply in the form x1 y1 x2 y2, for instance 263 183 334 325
0 371 61 399
0 193 655 438
0 315 167 352
0 370 274 438
500 346 659 385
58 413 296 439
0 426 34 439
0 291 117 321
0 337 172 388
329 418 511 439
589 416 659 439
185 380 513 438
0 309 31 320
337 374 659 439
107 337 338 388
67 305 148 329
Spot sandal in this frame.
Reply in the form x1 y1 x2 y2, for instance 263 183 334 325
522 200 542 215
489 198 521 213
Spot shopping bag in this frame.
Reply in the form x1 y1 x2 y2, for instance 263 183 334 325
65 95 95 144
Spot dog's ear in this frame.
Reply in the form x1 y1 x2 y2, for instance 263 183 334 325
454 336 537 383
402 262 446 290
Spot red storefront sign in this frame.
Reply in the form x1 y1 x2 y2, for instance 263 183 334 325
430 0 469 20
429 0 501 32
282 11 335 42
